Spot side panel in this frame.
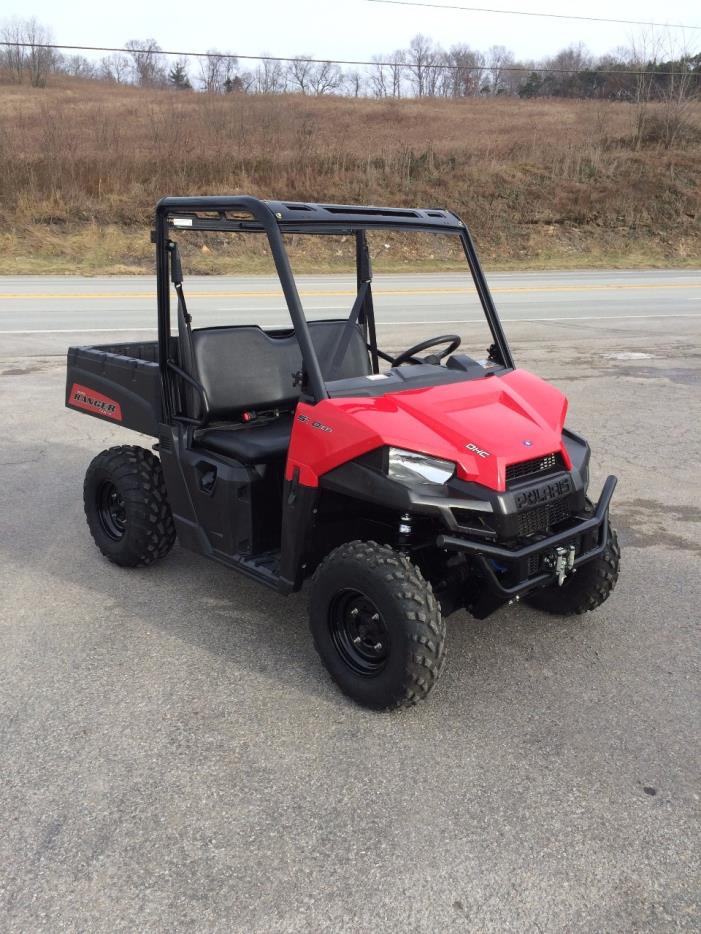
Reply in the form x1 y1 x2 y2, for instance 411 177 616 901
158 424 283 561
66 343 164 437
279 473 318 591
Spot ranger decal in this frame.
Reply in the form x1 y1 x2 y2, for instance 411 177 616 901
69 383 123 421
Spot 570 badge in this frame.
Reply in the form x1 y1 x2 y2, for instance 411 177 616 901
69 383 123 421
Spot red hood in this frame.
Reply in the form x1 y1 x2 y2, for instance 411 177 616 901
288 369 570 491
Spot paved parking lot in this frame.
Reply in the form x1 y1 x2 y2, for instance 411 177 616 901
1 273 700 932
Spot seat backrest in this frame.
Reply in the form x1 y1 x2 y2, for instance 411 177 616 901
190 326 299 420
189 320 370 421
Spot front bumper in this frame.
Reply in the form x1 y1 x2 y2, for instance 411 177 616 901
436 475 617 599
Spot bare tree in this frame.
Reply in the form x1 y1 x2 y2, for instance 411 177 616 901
369 50 406 98
59 54 97 79
1 17 55 86
100 53 131 84
444 44 484 97
627 30 663 148
287 56 315 94
1 19 27 83
486 45 515 94
198 49 237 94
124 39 167 87
24 17 56 87
656 35 698 148
253 56 287 94
406 34 437 97
309 60 342 95
345 69 364 97
369 55 389 97
424 47 445 97
388 50 405 98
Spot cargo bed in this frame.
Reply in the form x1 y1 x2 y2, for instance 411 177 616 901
65 340 175 436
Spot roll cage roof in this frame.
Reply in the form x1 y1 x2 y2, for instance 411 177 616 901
153 195 513 419
157 195 465 234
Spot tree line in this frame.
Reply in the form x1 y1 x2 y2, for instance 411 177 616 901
1 16 699 103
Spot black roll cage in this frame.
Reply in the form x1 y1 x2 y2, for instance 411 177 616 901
154 195 514 423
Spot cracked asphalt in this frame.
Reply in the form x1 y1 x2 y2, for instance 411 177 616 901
0 272 700 932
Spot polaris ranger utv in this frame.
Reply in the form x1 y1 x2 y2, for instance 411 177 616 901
66 196 620 709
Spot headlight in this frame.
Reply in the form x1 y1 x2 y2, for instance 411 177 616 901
387 448 455 485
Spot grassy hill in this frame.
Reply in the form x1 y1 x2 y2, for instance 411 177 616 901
0 78 699 274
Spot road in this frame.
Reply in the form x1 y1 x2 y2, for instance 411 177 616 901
1 267 700 335
1 270 700 932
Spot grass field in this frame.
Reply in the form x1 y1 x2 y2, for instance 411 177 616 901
0 78 699 274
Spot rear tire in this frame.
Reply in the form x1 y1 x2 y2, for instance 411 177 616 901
310 541 446 710
525 523 620 616
83 445 176 567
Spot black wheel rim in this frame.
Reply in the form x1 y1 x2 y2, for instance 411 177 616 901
329 589 390 676
97 480 127 541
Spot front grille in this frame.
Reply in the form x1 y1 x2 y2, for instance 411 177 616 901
549 498 571 526
518 505 549 536
506 452 565 484
517 498 571 537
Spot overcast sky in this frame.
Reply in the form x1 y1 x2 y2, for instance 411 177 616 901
2 0 699 61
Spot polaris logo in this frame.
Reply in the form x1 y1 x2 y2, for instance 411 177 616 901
466 442 491 458
515 477 572 510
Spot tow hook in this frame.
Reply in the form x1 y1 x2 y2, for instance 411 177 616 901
544 544 576 586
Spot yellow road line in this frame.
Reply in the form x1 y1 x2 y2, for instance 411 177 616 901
0 282 699 301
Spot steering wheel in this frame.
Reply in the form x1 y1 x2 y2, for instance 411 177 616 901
393 334 462 367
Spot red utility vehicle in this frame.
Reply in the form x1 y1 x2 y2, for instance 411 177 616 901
66 197 620 709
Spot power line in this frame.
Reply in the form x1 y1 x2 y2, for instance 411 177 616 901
0 40 697 78
365 0 701 31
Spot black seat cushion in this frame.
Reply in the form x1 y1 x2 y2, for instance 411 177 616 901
195 415 293 464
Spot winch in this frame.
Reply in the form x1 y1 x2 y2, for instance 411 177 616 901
544 544 576 586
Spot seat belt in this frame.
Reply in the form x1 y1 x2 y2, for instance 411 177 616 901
168 241 198 416
327 280 369 380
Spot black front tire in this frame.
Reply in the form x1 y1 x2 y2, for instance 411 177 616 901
310 541 446 710
83 445 176 567
525 523 620 616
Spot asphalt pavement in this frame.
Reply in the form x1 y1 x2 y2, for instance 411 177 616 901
1 269 699 932
1 267 700 333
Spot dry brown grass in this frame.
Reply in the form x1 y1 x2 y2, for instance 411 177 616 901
0 77 699 273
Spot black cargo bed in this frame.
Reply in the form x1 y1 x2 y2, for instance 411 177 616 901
65 339 174 437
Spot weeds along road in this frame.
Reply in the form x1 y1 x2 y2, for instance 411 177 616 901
0 268 700 932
